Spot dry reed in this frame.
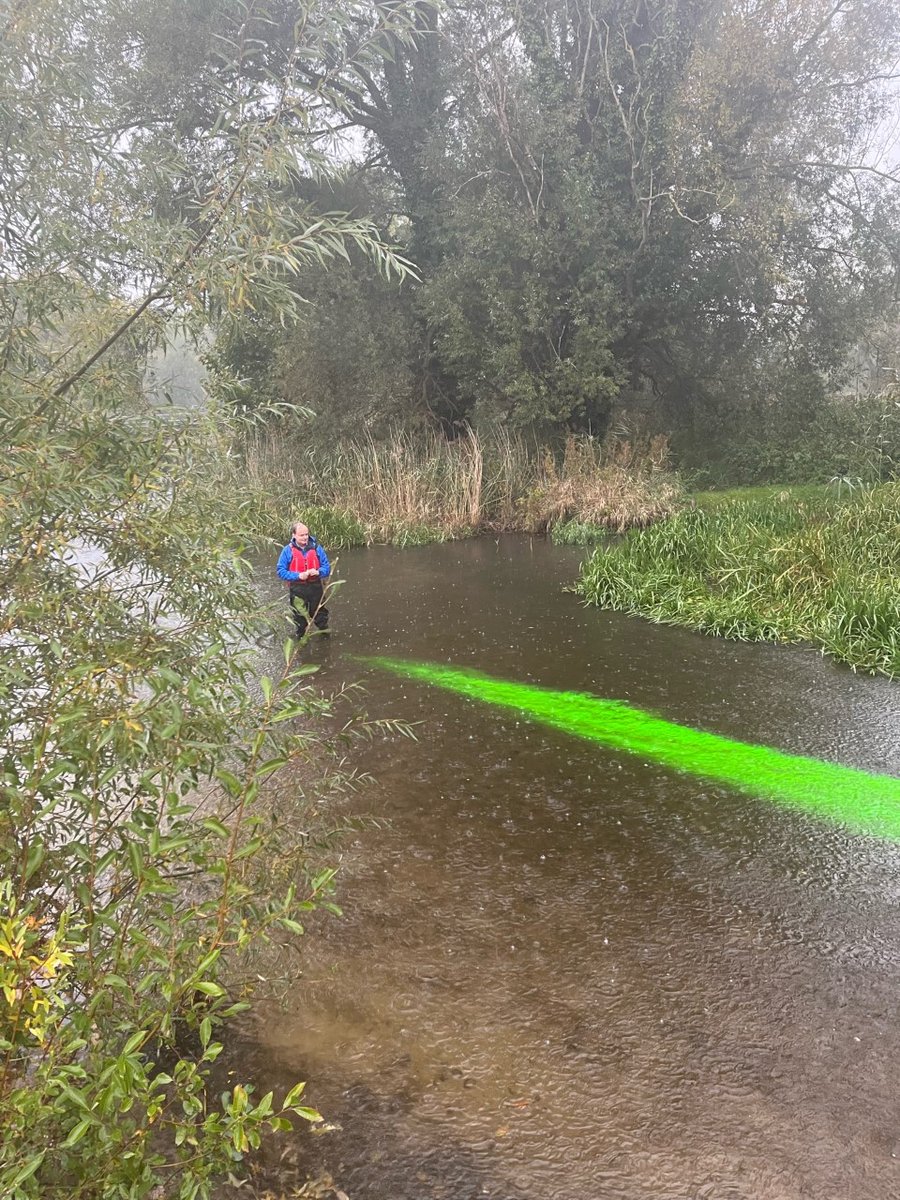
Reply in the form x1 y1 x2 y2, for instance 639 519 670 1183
239 424 681 544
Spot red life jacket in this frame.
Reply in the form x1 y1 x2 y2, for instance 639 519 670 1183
288 542 320 581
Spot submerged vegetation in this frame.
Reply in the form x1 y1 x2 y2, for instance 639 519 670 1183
577 486 900 677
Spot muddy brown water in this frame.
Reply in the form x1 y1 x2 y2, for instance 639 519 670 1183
238 535 900 1200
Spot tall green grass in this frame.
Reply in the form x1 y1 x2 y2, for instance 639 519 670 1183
231 485 367 551
577 485 900 677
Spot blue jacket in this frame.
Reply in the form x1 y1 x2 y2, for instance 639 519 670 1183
277 536 331 582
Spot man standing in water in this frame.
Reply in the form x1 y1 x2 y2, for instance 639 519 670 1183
276 521 331 637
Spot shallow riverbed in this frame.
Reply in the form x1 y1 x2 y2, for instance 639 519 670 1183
238 535 900 1200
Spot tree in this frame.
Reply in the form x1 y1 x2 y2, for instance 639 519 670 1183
0 0 417 1194
203 169 423 434
431 0 900 430
243 0 900 439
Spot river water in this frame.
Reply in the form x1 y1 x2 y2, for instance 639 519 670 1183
240 535 900 1200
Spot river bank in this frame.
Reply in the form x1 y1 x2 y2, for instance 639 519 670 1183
235 428 681 548
254 470 900 678
576 482 900 678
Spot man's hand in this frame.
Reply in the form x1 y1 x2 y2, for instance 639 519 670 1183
298 570 310 580
309 568 320 577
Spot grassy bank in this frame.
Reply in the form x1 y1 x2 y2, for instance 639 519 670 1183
235 427 682 547
690 484 830 509
576 484 900 678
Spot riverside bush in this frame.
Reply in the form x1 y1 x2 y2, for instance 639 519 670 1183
0 390 362 1198
236 486 368 552
576 486 900 677
0 0 426 1192
680 388 900 487
551 519 610 545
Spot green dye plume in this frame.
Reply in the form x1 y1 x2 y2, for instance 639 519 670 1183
362 656 900 841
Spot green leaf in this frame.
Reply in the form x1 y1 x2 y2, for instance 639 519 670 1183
7 1151 46 1187
233 836 264 860
201 816 230 838
194 981 225 998
196 949 221 975
254 756 288 779
122 1030 146 1056
215 769 243 797
102 974 131 992
292 1106 323 1123
61 1118 93 1149
24 840 45 880
281 1082 306 1109
126 839 143 878
220 1001 252 1017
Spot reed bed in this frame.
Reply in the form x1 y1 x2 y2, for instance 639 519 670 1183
526 433 681 538
577 485 900 677
237 425 681 546
324 430 486 542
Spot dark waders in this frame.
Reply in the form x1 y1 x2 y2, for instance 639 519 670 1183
289 580 329 636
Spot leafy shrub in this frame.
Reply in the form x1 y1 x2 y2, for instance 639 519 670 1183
0 394 357 1198
519 434 682 534
239 426 682 541
682 389 900 487
550 519 610 545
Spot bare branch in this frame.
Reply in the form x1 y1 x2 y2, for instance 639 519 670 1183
795 161 900 185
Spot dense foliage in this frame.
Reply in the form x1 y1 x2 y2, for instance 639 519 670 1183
236 425 682 542
680 385 900 486
210 0 900 451
0 0 418 1195
577 486 900 675
1 393 342 1198
1 0 899 1182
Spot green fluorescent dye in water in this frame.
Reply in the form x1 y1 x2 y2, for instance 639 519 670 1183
362 656 900 841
